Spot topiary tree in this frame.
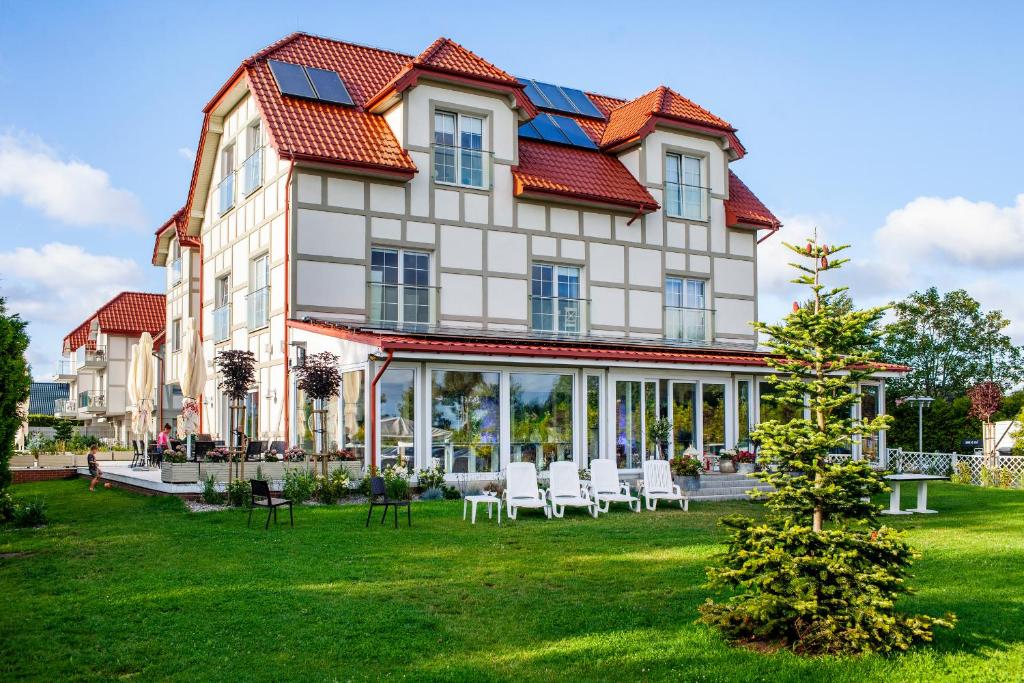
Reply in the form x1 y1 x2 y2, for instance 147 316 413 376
0 298 31 494
215 349 256 483
968 381 1002 473
294 351 342 476
698 235 954 655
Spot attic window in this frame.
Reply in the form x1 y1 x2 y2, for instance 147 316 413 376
268 60 354 106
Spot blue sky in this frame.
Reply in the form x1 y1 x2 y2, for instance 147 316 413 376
2 0 1022 375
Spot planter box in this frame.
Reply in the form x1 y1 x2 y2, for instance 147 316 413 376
737 463 756 475
161 462 200 483
674 475 701 491
718 458 737 474
335 461 363 479
10 455 35 468
37 454 75 468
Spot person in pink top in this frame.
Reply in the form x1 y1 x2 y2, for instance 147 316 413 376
156 423 172 451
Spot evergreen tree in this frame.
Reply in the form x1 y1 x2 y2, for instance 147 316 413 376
699 236 954 654
0 297 31 492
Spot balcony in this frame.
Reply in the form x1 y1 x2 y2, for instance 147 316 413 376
246 287 270 331
430 143 493 190
80 345 107 371
242 147 263 196
367 282 438 330
79 390 106 414
530 296 588 336
55 359 75 382
54 399 77 418
665 306 714 343
664 182 709 222
213 305 231 342
217 171 235 215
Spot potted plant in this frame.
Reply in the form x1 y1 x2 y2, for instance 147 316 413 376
717 448 737 474
670 454 702 490
294 351 342 477
648 418 671 459
735 449 757 475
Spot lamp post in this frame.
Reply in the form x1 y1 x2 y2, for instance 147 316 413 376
903 396 934 453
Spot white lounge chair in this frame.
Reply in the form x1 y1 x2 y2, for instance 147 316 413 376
547 461 597 518
504 462 551 520
639 459 689 511
588 458 640 513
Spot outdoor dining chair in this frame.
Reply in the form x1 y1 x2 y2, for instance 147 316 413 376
248 478 293 529
365 476 411 528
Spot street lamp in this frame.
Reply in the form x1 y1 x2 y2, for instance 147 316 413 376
903 396 934 453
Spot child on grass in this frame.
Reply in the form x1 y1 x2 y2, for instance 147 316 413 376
87 445 102 491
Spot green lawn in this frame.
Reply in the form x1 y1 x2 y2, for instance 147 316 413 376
1 481 1023 682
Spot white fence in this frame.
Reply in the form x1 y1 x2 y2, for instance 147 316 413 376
887 448 1024 488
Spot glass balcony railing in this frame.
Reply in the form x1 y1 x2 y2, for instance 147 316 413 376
530 296 588 335
213 305 231 342
665 306 714 342
430 143 493 190
664 182 709 222
79 390 106 413
55 359 75 379
80 345 107 370
367 282 438 329
217 171 235 215
54 399 77 417
246 287 270 331
242 147 263 196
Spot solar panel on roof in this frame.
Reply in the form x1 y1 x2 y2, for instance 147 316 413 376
549 115 597 149
518 121 543 141
306 67 354 105
518 77 605 119
530 114 571 145
268 60 316 99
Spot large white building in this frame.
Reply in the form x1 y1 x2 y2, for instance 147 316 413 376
151 33 894 478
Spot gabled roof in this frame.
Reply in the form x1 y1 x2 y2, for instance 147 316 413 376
513 141 658 211
725 171 782 231
413 37 518 84
152 207 198 266
63 292 166 353
601 86 745 158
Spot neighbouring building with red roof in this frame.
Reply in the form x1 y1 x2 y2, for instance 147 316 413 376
54 292 175 444
152 33 895 481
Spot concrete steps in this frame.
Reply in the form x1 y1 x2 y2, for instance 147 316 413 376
687 473 772 502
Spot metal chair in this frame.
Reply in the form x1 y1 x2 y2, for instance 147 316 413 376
248 479 293 529
245 440 266 461
365 476 411 528
130 440 142 468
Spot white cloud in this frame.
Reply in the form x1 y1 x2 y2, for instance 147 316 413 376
0 132 145 229
875 194 1024 268
0 243 144 373
759 197 1024 345
177 147 195 161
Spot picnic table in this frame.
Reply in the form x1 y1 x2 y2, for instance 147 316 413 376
882 473 947 515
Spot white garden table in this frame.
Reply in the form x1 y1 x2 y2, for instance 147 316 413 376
882 474 946 515
463 493 501 525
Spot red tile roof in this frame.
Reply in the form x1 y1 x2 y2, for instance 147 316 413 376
413 37 518 84
725 171 782 230
513 141 658 211
151 207 198 265
63 292 166 352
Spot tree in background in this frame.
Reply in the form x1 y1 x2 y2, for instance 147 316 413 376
699 237 953 654
0 298 31 493
881 288 1024 401
52 419 74 452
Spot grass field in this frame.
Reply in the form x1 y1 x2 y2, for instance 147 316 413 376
1 480 1023 682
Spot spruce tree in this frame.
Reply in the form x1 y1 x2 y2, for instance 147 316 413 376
698 236 954 654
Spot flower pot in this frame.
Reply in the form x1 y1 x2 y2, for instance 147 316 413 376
718 458 736 474
161 462 200 483
674 475 701 491
737 463 756 475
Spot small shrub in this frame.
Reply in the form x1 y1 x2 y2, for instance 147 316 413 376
316 468 351 504
419 487 444 501
383 458 410 499
950 461 973 484
226 479 251 507
11 497 48 528
417 464 446 491
670 455 702 477
442 486 462 500
998 467 1015 489
981 467 995 487
201 475 223 505
252 466 267 482
0 490 15 521
282 469 317 503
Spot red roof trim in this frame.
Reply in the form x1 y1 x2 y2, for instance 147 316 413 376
514 183 657 213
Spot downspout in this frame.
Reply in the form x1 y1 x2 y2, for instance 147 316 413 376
367 350 394 471
282 158 296 444
757 226 780 244
626 205 645 226
197 243 204 434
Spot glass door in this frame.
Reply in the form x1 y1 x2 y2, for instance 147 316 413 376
670 381 698 458
614 380 642 469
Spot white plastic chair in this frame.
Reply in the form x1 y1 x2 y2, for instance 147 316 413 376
547 461 597 518
639 459 688 511
503 462 551 520
588 459 640 513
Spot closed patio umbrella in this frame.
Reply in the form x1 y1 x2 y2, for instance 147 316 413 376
177 318 206 460
131 332 155 467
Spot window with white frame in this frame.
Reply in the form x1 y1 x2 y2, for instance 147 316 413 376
218 144 235 214
531 264 583 334
369 248 432 327
171 318 182 353
170 239 182 285
665 153 706 220
665 277 709 341
242 121 263 195
433 110 486 188
213 275 231 342
247 254 269 331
